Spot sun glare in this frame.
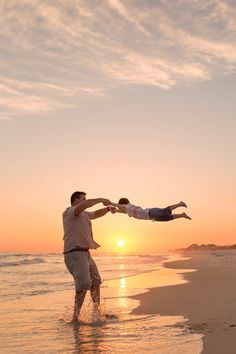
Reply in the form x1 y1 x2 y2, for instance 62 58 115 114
117 239 126 248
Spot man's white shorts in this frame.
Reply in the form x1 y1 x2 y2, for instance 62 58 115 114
64 251 101 292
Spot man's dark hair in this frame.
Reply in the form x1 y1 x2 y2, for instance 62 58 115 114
70 191 86 205
118 197 130 205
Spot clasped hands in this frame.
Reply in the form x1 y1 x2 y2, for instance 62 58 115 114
101 198 118 214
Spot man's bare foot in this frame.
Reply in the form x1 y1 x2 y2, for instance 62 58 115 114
183 212 191 220
105 313 118 320
180 201 187 208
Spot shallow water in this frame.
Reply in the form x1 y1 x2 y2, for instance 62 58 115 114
0 253 203 353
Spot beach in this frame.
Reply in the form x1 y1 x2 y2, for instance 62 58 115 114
132 250 236 354
2 251 235 353
0 252 203 353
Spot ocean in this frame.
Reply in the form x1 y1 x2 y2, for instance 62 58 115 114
0 252 203 353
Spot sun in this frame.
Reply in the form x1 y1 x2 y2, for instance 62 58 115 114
117 239 126 248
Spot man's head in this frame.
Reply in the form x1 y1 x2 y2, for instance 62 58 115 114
118 197 130 205
70 191 86 205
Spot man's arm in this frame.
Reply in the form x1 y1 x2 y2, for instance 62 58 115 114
87 206 118 220
75 198 111 216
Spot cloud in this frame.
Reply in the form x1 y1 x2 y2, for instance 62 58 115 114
107 0 151 36
0 77 75 116
102 51 210 89
0 0 236 119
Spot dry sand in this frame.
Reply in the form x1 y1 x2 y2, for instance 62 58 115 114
131 250 236 354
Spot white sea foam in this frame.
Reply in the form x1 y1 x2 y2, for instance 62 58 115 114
0 257 46 267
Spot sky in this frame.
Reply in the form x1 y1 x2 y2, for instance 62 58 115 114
0 0 236 254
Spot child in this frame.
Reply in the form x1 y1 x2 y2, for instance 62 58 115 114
110 198 191 221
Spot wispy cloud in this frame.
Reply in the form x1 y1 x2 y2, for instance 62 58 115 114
107 0 151 36
1 0 236 119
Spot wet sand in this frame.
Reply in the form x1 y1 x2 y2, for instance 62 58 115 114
131 250 236 354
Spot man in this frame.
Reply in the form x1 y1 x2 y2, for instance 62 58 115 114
62 191 116 322
110 198 191 221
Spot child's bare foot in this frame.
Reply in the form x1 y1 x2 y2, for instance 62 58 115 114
183 212 191 220
180 201 187 208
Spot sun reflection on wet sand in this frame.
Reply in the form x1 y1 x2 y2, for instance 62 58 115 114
118 277 128 309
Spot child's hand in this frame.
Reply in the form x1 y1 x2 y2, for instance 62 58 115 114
108 206 118 214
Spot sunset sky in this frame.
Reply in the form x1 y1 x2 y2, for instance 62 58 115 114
0 0 235 253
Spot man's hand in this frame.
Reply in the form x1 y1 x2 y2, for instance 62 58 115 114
101 198 111 206
108 206 118 214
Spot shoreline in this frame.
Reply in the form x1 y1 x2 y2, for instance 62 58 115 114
131 250 236 354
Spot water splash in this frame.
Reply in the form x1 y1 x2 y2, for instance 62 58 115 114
60 300 117 326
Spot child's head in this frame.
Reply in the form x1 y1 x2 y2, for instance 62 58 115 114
118 198 130 205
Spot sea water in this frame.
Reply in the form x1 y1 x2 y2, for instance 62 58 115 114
0 253 203 353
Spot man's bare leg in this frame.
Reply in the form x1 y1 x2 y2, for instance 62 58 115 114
90 284 100 305
168 201 187 211
173 212 191 220
72 290 87 322
90 284 101 319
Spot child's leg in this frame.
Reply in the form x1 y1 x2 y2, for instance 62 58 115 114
172 212 191 220
150 212 191 222
168 201 187 211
